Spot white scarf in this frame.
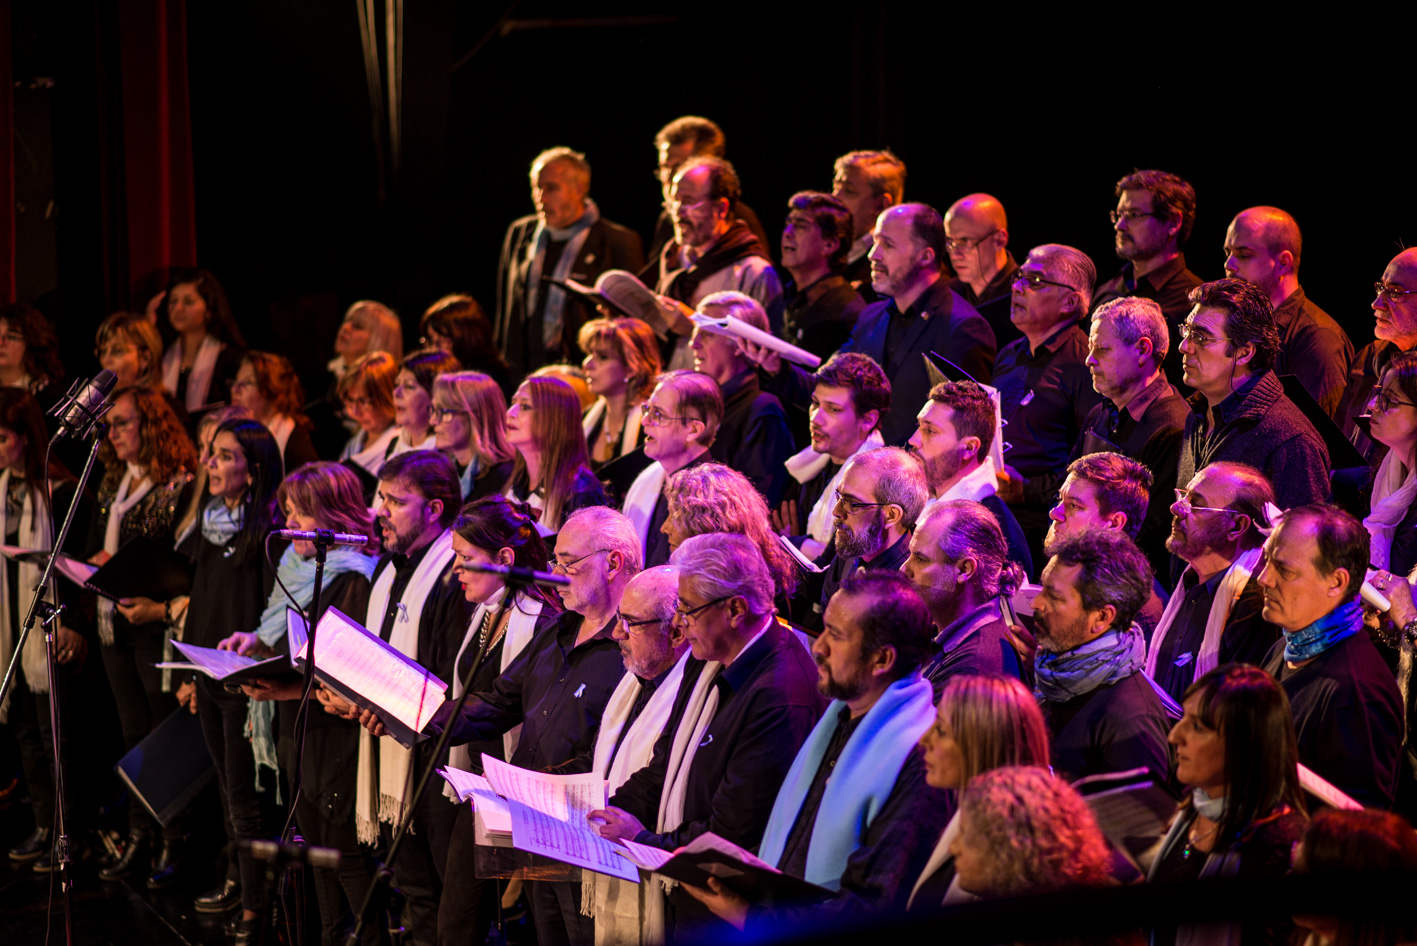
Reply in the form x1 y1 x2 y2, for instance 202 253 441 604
938 455 1000 504
582 399 643 460
783 431 884 545
98 465 154 645
266 414 296 463
583 650 691 935
162 334 225 413
0 469 58 716
341 425 399 476
355 529 457 844
443 587 543 792
1145 546 1264 684
906 811 963 910
622 461 668 557
523 200 600 349
1365 448 1417 571
390 430 438 458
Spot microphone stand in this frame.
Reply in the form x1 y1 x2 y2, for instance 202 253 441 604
0 424 109 946
344 571 548 946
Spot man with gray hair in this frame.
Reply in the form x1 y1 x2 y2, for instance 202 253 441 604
425 505 639 944
1076 296 1189 574
496 146 645 377
903 499 1026 691
592 534 824 939
994 244 1106 570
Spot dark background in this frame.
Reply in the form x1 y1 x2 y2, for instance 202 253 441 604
11 1 1416 397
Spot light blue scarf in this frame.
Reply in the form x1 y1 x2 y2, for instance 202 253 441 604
757 675 936 888
1034 624 1146 703
246 544 379 792
1282 598 1361 664
201 496 243 547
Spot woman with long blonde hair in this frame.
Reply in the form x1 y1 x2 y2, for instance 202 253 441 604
432 371 516 500
503 375 605 531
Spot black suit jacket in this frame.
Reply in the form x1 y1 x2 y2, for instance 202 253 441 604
495 214 645 377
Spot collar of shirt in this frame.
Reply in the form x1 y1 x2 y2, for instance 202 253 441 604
1134 253 1190 293
720 368 757 402
1211 371 1265 425
934 599 1003 650
863 530 912 570
975 254 1020 304
719 619 777 692
388 538 436 578
832 704 864 739
557 611 618 652
1118 372 1174 422
847 233 872 264
637 658 678 691
1022 318 1084 359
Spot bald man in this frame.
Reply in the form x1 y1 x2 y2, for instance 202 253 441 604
1337 248 1417 464
1224 206 1353 419
946 193 1021 347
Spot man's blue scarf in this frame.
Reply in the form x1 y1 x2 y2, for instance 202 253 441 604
1282 598 1361 664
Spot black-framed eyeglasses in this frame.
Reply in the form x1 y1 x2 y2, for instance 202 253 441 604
833 488 887 513
551 548 612 573
1011 271 1076 292
944 228 999 253
1375 281 1417 301
673 594 731 623
616 611 663 633
1110 209 1164 225
1370 389 1417 414
1177 321 1230 348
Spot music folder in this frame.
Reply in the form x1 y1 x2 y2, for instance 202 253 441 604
55 536 193 603
114 708 216 827
617 833 834 906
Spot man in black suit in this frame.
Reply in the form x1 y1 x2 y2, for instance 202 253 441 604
745 202 996 447
495 147 645 378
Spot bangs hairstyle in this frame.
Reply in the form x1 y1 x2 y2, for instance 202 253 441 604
337 350 398 418
454 495 563 614
1188 278 1280 374
813 351 890 426
577 317 663 402
342 300 404 361
401 347 462 395
665 462 797 598
433 372 515 467
163 268 246 348
1182 664 1305 849
787 191 856 273
214 418 284 567
96 312 165 389
100 386 197 492
937 673 1051 785
511 376 593 532
420 294 507 376
241 351 308 423
1067 452 1152 541
277 462 379 555
378 450 462 529
0 303 64 387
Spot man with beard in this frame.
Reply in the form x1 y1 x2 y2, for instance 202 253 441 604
1261 505 1402 809
775 352 889 562
417 506 636 945
1077 297 1190 576
678 570 948 929
945 193 1020 348
1091 169 1204 388
346 451 470 946
651 156 782 370
903 499 1025 692
1223 206 1352 420
1144 462 1279 704
812 446 928 624
831 150 908 302
744 203 994 447
779 191 866 360
1032 530 1173 783
908 380 1032 576
1336 248 1417 463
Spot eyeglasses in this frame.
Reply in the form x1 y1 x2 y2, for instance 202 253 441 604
1178 321 1231 348
551 548 611 574
673 594 731 623
944 228 999 253
108 416 139 433
1374 282 1417 301
95 345 136 359
1370 389 1417 414
1173 489 1241 518
663 197 712 214
1110 209 1164 225
434 407 468 422
343 396 372 410
833 488 887 513
616 611 663 633
1011 271 1076 292
639 402 699 428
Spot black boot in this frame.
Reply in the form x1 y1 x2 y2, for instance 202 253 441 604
98 833 150 882
146 837 185 889
8 826 51 861
194 878 242 914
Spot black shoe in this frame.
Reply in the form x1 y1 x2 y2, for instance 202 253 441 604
145 838 184 889
229 917 259 946
194 878 242 914
32 847 58 874
98 834 149 882
9 826 50 861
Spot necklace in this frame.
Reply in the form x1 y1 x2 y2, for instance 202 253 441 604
1181 820 1219 859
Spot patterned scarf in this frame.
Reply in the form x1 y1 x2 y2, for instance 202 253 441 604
1282 599 1361 664
1034 624 1146 703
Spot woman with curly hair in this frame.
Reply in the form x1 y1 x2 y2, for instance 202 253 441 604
504 375 606 532
86 386 197 885
0 302 65 411
662 461 799 604
159 268 247 424
391 348 461 457
432 372 516 500
577 317 662 467
420 294 510 396
230 351 319 473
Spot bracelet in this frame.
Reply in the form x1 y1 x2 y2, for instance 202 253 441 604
1403 617 1417 647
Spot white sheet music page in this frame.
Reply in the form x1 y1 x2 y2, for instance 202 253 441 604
505 798 639 882
481 755 608 821
309 608 447 732
169 640 260 679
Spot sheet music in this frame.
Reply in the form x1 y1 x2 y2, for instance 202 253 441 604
287 607 309 667
437 767 513 835
778 535 823 573
481 755 607 822
51 554 99 588
170 640 261 680
617 838 673 871
691 313 821 368
506 798 639 883
306 608 447 732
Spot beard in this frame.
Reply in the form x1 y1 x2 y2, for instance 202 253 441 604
1165 514 1230 562
621 637 674 680
1034 609 1093 655
921 448 963 495
835 510 886 559
816 655 867 702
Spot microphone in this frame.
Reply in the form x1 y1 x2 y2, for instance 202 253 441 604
460 561 570 588
48 369 117 443
239 838 340 869
273 529 371 546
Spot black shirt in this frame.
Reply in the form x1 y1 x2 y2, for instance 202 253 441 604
782 273 865 361
778 707 863 879
644 450 713 569
950 254 1020 351
1043 671 1173 783
922 602 1022 697
370 539 472 687
1152 569 1277 704
711 370 793 507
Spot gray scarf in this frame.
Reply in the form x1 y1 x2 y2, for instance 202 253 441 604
525 199 600 350
1034 624 1146 703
